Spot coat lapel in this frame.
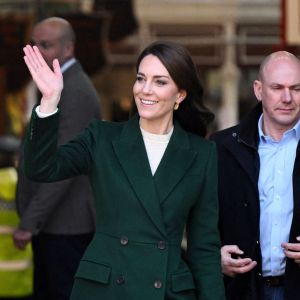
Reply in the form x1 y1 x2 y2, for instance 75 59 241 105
223 103 262 189
112 116 166 236
223 140 260 189
154 121 197 204
291 143 300 233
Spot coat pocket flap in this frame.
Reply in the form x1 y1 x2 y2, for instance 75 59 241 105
75 260 111 284
171 271 195 292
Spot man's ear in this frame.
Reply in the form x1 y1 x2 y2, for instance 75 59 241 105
64 41 74 59
253 80 262 102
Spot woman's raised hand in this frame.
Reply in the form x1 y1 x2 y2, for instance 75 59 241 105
23 45 63 113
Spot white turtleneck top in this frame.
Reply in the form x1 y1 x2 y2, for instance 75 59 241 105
140 126 174 175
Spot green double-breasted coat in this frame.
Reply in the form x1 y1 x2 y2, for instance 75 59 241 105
24 110 225 300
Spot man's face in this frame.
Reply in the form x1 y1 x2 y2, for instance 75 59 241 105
31 23 69 68
254 57 300 134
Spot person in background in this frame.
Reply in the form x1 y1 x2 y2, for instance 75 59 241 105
0 136 33 300
13 17 101 300
212 51 300 300
21 40 225 299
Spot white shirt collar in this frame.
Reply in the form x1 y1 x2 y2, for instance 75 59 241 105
61 58 76 73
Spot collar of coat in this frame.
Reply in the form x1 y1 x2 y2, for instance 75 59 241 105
112 115 197 236
211 103 262 188
233 102 262 149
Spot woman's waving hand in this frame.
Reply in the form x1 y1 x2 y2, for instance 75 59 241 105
23 45 63 113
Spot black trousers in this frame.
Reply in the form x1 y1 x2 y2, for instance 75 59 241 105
31 232 93 300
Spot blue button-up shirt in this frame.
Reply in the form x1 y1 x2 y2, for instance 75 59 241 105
258 115 300 276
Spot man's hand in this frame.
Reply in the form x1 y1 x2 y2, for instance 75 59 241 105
221 245 257 277
13 228 32 250
282 236 300 267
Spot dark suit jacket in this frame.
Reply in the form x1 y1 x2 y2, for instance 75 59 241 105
16 61 100 235
23 112 225 300
211 103 300 300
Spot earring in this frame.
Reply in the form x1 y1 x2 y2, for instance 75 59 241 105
174 102 179 110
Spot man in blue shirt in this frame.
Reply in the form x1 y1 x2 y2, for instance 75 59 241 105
212 51 300 300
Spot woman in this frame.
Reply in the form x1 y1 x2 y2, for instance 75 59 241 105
22 41 225 300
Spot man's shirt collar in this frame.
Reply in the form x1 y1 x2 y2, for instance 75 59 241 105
61 58 76 73
258 113 300 143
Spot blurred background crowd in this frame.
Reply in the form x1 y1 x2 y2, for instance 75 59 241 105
0 0 299 299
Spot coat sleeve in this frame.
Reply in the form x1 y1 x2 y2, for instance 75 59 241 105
23 108 96 183
186 142 225 300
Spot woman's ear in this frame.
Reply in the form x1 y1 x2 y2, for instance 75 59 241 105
177 89 187 103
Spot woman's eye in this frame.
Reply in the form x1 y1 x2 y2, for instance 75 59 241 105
156 80 166 86
136 76 144 82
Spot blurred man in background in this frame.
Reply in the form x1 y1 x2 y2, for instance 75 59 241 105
13 17 101 300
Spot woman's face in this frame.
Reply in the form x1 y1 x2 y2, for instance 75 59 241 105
133 54 186 133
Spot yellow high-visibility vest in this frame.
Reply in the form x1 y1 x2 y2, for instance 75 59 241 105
0 167 33 297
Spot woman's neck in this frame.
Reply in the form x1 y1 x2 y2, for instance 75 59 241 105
139 117 174 135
